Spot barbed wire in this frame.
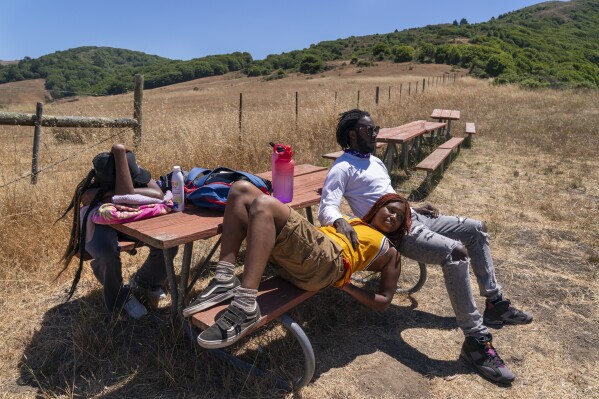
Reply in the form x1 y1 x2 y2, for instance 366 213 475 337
0 128 127 189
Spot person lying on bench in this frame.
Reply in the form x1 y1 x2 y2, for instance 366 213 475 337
57 144 169 320
318 109 533 384
184 182 411 349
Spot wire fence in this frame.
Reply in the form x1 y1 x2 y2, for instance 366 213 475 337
0 73 461 191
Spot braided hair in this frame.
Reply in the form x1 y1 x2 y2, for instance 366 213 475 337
55 168 110 301
336 109 371 149
362 193 411 249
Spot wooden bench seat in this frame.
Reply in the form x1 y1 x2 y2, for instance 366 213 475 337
191 276 318 390
438 137 464 151
415 148 453 173
191 276 316 331
464 122 476 147
415 135 466 190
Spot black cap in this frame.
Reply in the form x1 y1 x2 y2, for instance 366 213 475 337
92 151 151 187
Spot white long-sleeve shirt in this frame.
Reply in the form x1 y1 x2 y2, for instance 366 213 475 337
318 152 395 226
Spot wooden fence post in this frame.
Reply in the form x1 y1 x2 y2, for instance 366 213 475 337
295 91 299 125
334 91 337 109
357 90 360 108
415 81 418 94
408 82 411 96
422 78 425 93
400 83 402 99
375 86 379 105
133 74 143 148
31 102 43 185
239 93 243 131
388 86 391 102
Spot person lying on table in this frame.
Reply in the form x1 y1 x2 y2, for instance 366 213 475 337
317 108 533 384
183 181 411 349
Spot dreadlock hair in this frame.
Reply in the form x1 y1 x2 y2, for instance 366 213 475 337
55 169 110 301
336 109 371 149
362 193 411 249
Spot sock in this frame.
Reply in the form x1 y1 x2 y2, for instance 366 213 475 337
231 287 258 313
215 260 235 281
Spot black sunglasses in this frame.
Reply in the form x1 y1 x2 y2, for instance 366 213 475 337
356 125 380 138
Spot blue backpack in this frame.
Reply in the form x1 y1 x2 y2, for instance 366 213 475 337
184 167 273 211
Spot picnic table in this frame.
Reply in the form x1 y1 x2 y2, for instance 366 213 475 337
377 120 446 172
430 109 460 138
111 163 328 320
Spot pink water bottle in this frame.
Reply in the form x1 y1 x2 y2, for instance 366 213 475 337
270 142 294 203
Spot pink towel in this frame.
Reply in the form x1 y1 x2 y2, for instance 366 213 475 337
90 201 173 224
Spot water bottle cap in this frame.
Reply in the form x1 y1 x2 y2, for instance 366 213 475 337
173 166 181 171
271 143 293 158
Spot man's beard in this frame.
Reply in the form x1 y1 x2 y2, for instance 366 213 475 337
355 134 375 153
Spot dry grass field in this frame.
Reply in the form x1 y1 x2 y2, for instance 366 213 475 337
0 62 597 399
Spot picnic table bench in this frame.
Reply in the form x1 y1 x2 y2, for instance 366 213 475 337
111 163 328 319
464 122 476 148
430 109 460 139
415 136 464 188
321 120 446 174
378 120 446 172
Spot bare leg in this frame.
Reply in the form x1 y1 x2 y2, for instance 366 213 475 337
240 195 291 289
218 181 265 264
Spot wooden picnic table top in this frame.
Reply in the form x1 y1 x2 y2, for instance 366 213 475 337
111 164 328 249
430 109 461 120
377 120 446 144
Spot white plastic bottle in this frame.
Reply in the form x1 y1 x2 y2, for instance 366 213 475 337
171 166 185 212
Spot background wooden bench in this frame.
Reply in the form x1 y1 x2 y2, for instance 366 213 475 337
438 136 465 161
464 122 476 148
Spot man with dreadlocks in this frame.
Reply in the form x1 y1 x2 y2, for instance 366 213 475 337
57 144 169 320
182 179 411 349
318 109 533 384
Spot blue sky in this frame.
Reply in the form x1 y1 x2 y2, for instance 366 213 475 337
1 0 552 61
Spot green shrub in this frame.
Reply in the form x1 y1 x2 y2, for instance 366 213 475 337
391 45 414 62
299 54 324 74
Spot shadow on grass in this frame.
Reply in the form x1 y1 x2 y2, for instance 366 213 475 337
15 291 277 398
292 289 471 381
17 287 477 398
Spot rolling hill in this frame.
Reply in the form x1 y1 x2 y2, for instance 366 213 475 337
0 0 597 98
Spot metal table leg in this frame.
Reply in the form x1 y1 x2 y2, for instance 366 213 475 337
162 247 179 320
382 143 397 172
401 142 409 172
178 242 194 316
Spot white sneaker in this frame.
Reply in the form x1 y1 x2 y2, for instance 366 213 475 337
129 274 168 301
123 294 148 320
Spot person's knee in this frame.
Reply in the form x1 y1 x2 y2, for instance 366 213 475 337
228 180 256 199
451 244 468 262
249 194 275 216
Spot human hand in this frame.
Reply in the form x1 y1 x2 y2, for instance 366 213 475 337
415 203 439 218
334 218 359 250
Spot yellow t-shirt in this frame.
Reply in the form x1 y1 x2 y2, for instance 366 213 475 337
318 216 389 287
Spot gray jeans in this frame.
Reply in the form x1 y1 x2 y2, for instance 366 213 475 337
399 212 502 337
86 224 171 312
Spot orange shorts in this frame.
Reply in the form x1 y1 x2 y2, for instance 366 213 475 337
268 209 345 291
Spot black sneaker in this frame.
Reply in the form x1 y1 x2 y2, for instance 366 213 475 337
460 334 515 384
483 296 533 327
182 276 240 317
197 304 261 349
